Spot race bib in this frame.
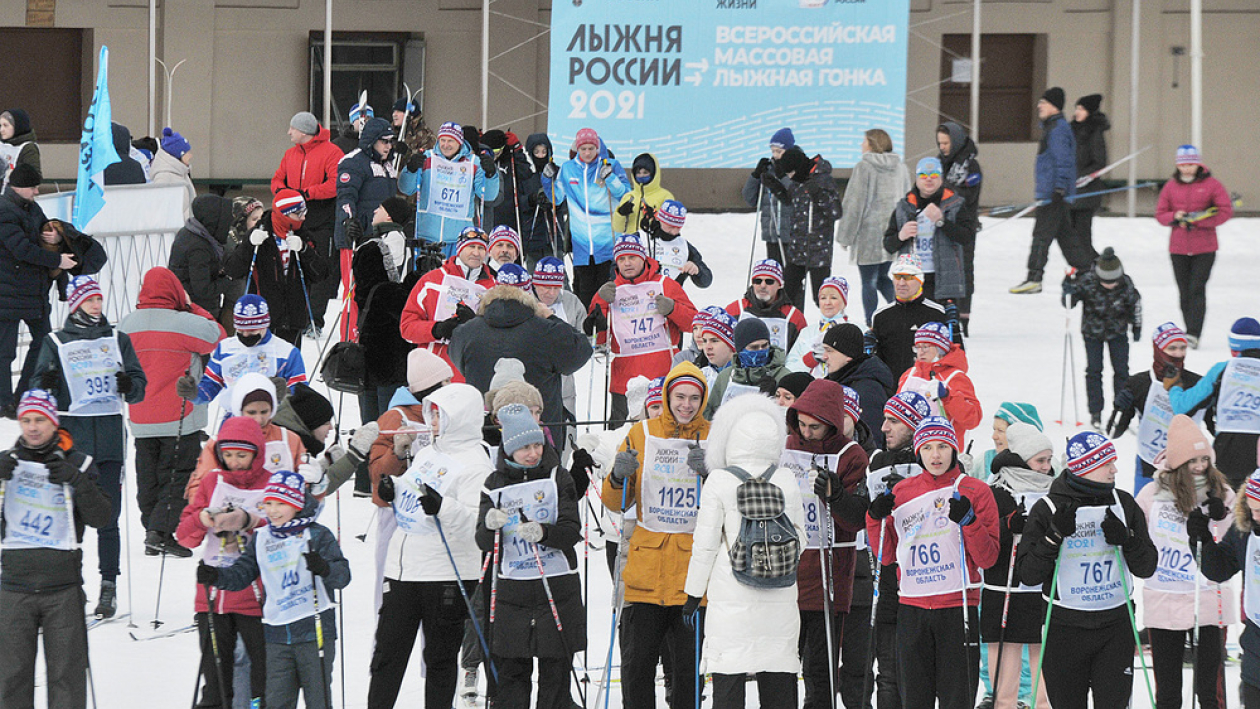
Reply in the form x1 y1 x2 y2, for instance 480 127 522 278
892 483 967 598
54 334 122 416
1137 383 1177 465
1053 498 1132 611
865 462 922 499
263 431 295 474
1217 358 1260 435
638 433 702 534
1145 498 1209 594
610 282 672 356
737 311 789 351
200 480 266 568
221 350 275 385
780 449 840 550
1245 533 1260 625
656 238 690 281
393 445 460 535
493 476 571 579
914 216 936 272
1 461 75 551
721 381 761 405
432 272 488 324
425 154 475 220
256 526 332 626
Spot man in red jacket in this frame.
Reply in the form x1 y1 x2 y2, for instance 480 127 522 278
272 112 343 331
866 415 998 709
399 227 496 382
118 267 225 556
586 233 697 426
783 378 870 709
725 259 808 353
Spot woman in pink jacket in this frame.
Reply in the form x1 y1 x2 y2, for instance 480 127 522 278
1135 414 1236 709
1155 145 1233 347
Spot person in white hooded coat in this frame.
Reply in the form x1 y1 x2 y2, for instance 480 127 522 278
683 393 805 709
368 382 493 709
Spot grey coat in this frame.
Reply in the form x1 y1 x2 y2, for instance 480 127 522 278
883 187 970 301
836 152 911 266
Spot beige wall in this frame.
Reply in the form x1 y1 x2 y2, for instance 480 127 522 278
18 0 1258 211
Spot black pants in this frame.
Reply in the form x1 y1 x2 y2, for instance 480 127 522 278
784 263 830 311
609 392 628 430
196 611 266 708
134 432 203 534
368 579 472 709
573 258 612 311
840 605 873 709
305 222 338 330
0 314 50 409
1149 625 1226 709
1041 618 1133 709
799 610 843 709
1245 680 1260 708
1070 208 1097 256
95 459 123 582
620 602 700 709
1170 252 1216 339
766 241 784 266
0 586 88 709
711 671 798 709
273 327 303 348
1027 201 1095 280
875 622 901 709
895 604 979 709
1083 336 1129 417
489 656 573 709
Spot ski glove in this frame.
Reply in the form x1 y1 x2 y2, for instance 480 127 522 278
686 441 707 480
1050 500 1078 541
176 375 198 401
760 171 791 203
862 329 877 356
1186 509 1214 547
431 315 463 341
46 457 85 487
419 484 442 516
1051 188 1066 204
583 309 607 336
1206 492 1228 521
934 381 949 400
541 162 558 180
517 521 545 544
1100 508 1132 547
304 550 331 577
596 162 615 182
344 218 364 245
377 474 396 503
654 295 675 316
948 493 975 526
348 422 379 461
405 152 425 173
868 492 896 520
1008 501 1027 535
1113 388 1134 412
752 157 773 180
681 595 702 629
596 281 618 304
0 450 17 481
484 508 510 531
570 448 597 489
249 228 269 247
479 151 496 177
115 371 133 396
610 449 639 486
617 201 635 216
196 562 220 586
813 466 844 504
392 432 417 461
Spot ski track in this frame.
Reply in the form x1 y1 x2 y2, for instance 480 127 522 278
9 214 1255 707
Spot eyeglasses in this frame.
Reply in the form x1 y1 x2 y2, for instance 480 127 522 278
752 278 777 285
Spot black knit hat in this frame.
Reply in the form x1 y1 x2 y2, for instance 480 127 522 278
287 383 335 431
1076 94 1103 115
776 371 814 399
1094 247 1123 281
379 196 411 226
7 163 41 188
778 147 811 182
480 130 507 151
733 318 771 352
823 323 865 359
1041 87 1065 111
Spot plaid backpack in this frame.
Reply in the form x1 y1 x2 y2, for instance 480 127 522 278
726 465 800 589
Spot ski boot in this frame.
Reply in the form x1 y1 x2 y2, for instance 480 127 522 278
95 580 117 619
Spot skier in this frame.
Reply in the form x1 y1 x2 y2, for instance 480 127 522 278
741 127 797 264
785 276 850 377
895 322 982 437
705 318 790 419
883 157 971 308
399 120 501 257
725 259 807 353
868 255 948 382
613 152 673 238
935 122 983 335
820 323 896 450
647 200 712 289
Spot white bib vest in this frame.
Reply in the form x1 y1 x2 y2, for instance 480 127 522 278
392 445 460 535
638 426 703 534
892 479 968 598
255 525 332 626
53 333 123 417
2 461 75 551
493 471 572 579
1217 358 1260 435
611 282 673 356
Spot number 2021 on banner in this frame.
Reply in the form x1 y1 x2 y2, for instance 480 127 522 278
570 90 646 120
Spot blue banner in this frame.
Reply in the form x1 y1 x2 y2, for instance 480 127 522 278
73 45 120 230
548 0 909 169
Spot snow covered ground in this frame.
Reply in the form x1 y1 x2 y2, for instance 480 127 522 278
6 213 1258 708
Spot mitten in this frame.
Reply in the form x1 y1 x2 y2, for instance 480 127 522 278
115 371 133 395
484 508 510 531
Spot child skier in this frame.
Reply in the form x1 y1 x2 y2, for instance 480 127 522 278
612 152 673 237
33 275 147 618
197 470 351 709
647 200 711 289
176 416 272 709
0 389 111 709
1015 430 1157 709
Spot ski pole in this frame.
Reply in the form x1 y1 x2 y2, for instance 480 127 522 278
1192 538 1202 709
989 531 1020 704
958 496 974 703
529 537 587 707
812 455 838 709
1116 547 1157 707
490 527 501 624
861 514 888 704
293 249 319 340
694 466 703 709
595 474 631 709
434 516 499 682
1075 144 1152 189
201 582 232 708
983 181 1161 217
355 507 379 543
1029 550 1060 702
154 362 194 630
307 541 334 709
746 186 763 286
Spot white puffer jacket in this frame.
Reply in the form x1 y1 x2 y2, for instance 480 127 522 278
384 383 493 582
684 393 805 675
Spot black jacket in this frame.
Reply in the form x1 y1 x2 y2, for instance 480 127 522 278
782 156 842 269
825 354 895 450
1112 367 1203 442
868 445 917 623
1015 473 1156 629
222 211 330 335
1199 525 1260 687
0 188 58 320
334 119 399 250
0 432 111 594
870 293 947 380
169 194 234 317
102 123 147 186
522 133 566 257
1068 271 1141 341
356 264 421 388
1071 111 1110 211
475 445 585 658
937 121 983 234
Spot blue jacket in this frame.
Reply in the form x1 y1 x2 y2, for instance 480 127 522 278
540 141 630 264
1034 113 1077 200
334 118 400 249
398 140 500 246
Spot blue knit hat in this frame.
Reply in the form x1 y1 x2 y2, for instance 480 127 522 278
532 256 566 287
263 470 306 510
349 102 374 123
914 416 959 453
884 391 932 430
498 403 544 457
496 263 532 290
1229 317 1260 353
658 200 687 229
1066 431 1117 477
769 127 795 150
994 402 1044 432
234 294 271 331
161 127 191 159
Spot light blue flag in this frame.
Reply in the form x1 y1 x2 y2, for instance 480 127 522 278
72 45 120 230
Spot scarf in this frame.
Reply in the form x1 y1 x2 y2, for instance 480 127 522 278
185 216 224 261
1152 342 1185 379
989 464 1054 496
269 514 314 538
1152 468 1209 504
69 309 102 328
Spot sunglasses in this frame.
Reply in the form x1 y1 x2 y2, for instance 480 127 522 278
917 171 941 179
752 278 777 285
892 274 919 281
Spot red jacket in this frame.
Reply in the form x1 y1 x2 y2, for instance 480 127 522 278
1155 169 1233 255
896 345 982 435
399 257 496 381
271 126 342 204
589 258 697 394
785 379 870 613
866 465 999 609
725 296 809 350
176 417 269 616
117 268 225 433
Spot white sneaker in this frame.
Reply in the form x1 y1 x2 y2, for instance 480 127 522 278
1187 334 1200 349
460 668 479 705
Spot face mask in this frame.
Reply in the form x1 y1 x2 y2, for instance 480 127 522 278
238 332 263 348
738 348 771 368
635 174 652 184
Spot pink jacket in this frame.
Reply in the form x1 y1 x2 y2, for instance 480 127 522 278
1155 170 1233 255
1136 481 1238 630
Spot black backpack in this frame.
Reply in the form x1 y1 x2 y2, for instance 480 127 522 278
727 465 800 589
319 341 365 394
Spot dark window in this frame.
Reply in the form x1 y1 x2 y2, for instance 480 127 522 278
308 32 420 134
939 34 1044 142
0 28 88 143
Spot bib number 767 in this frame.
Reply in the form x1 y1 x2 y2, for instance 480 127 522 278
1080 559 1114 584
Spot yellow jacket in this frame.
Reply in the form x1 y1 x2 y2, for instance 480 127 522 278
611 153 674 234
601 361 711 606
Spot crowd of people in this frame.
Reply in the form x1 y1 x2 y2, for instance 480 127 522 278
0 82 1256 709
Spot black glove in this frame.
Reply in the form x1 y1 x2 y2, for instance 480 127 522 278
479 151 496 177
405 152 425 173
1206 492 1228 522
377 474 396 503
39 366 59 390
639 203 656 226
304 550 331 577
1009 501 1027 535
176 375 198 401
616 201 635 217
583 309 607 336
868 492 895 519
948 494 975 526
681 595 702 629
1051 499 1078 540
760 171 791 203
1060 271 1079 309
196 562 219 586
752 157 773 180
1100 508 1132 547
344 217 364 245
46 457 84 486
420 483 443 516
454 302 477 324
0 450 18 481
569 448 594 493
431 315 462 341
115 371 133 395
541 162 558 180
813 466 844 504
1051 188 1066 204
881 471 905 490
1186 509 1213 546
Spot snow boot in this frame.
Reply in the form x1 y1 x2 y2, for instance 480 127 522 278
161 533 193 558
145 529 164 556
95 580 117 618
